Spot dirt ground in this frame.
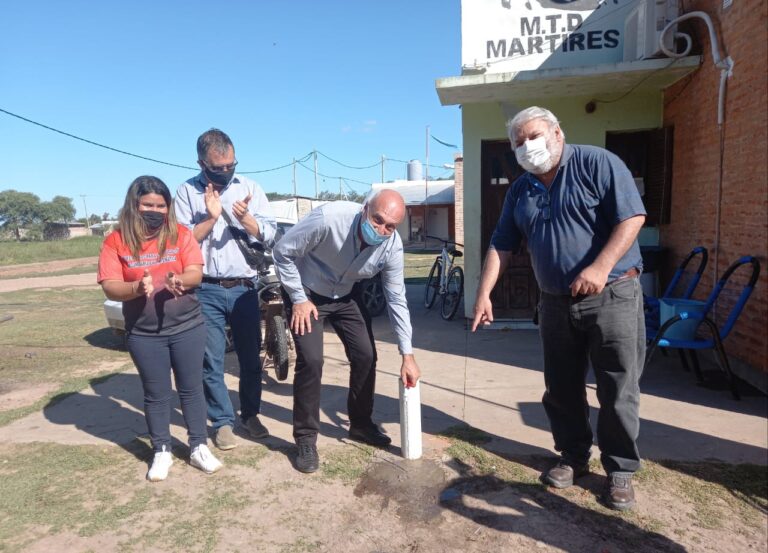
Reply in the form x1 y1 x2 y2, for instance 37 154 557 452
0 256 99 279
0 258 99 293
2 424 765 553
0 257 765 553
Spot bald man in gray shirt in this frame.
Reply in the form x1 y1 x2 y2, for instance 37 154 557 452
273 189 420 473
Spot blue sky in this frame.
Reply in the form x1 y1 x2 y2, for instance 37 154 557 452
0 0 462 220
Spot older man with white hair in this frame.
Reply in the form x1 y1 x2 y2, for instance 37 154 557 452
472 106 647 511
273 189 421 473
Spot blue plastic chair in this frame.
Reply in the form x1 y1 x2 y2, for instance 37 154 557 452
645 256 761 400
644 246 708 338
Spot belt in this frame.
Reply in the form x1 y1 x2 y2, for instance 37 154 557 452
607 267 640 285
202 276 254 289
308 289 356 305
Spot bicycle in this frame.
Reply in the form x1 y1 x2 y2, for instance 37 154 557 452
423 236 464 320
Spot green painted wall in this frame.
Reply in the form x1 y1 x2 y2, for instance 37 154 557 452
461 93 662 318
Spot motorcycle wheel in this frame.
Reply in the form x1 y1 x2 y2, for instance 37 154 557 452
225 325 235 353
360 277 387 317
268 314 290 381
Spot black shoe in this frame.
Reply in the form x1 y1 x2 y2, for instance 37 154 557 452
348 424 392 447
295 443 319 473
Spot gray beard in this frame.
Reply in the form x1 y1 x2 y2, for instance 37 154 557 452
521 157 555 174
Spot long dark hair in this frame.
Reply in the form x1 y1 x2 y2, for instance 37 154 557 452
117 176 179 259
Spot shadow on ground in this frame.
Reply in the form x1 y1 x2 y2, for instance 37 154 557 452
373 285 767 416
439 460 687 553
517 400 768 500
83 327 125 351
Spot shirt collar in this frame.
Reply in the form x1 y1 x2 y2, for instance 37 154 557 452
352 211 363 252
557 143 574 168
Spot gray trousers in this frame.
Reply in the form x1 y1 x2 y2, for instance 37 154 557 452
538 277 645 474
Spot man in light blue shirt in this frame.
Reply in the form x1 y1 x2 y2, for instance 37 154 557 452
175 128 276 450
273 190 421 473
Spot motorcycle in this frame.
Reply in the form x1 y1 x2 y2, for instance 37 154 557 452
254 252 292 381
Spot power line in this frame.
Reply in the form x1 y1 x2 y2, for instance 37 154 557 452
239 152 313 174
295 160 371 189
339 178 363 197
316 150 381 170
0 106 318 174
594 58 680 104
388 157 447 170
0 106 453 180
0 107 198 170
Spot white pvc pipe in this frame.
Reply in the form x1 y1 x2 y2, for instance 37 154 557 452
659 11 734 126
399 379 422 460
660 11 733 293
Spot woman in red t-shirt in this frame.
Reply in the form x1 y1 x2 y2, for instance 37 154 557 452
98 175 222 482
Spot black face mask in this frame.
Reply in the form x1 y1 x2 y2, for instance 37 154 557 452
141 211 166 232
204 167 235 187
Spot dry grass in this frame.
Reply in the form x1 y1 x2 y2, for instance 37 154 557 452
0 287 131 425
0 236 102 265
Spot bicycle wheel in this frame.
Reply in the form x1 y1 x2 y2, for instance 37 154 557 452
440 266 464 321
424 258 442 308
267 314 290 381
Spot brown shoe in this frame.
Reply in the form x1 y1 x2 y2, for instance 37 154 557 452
603 473 636 511
213 425 237 450
540 460 589 489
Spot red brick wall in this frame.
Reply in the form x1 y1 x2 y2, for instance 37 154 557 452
662 0 768 372
454 154 464 247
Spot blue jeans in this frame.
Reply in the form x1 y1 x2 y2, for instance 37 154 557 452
538 277 645 474
198 282 263 429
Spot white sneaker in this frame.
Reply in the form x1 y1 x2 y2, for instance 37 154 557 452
147 445 173 482
190 444 223 474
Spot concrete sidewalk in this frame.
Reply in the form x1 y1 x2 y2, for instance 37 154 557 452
2 285 766 466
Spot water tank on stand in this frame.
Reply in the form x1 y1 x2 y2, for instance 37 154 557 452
407 159 423 181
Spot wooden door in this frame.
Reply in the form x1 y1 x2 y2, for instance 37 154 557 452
481 140 538 319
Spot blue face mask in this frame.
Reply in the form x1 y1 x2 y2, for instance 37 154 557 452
360 214 388 246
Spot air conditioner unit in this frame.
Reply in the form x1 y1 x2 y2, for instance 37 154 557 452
623 0 680 61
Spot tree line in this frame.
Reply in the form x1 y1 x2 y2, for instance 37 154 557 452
266 191 367 203
1 188 367 241
0 190 89 241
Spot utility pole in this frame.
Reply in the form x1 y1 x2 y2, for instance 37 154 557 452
381 155 385 184
424 125 430 248
80 195 91 236
292 158 297 197
313 150 319 199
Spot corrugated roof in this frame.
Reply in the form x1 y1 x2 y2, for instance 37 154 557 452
372 180 454 205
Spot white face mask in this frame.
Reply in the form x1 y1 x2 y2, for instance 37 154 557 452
515 136 554 174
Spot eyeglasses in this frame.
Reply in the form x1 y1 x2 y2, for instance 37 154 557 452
536 193 551 221
202 159 238 173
